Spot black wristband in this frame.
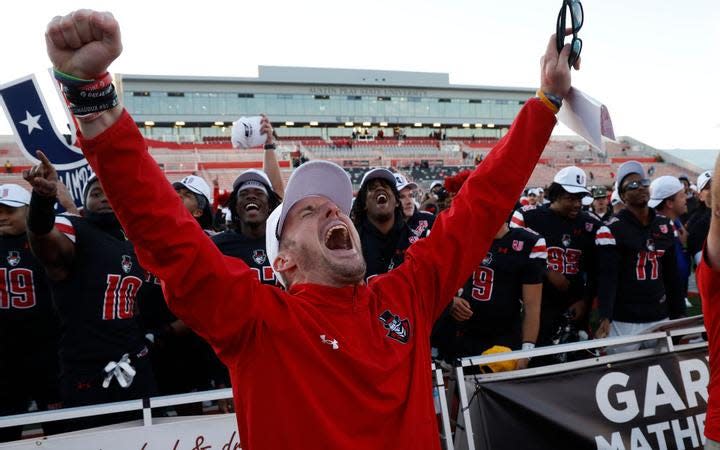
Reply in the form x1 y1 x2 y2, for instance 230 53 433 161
53 70 118 119
264 143 277 150
27 192 57 236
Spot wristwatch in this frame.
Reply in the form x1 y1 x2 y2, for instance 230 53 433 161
264 143 276 150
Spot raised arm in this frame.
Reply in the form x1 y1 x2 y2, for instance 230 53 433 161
389 33 574 322
44 10 265 356
261 115 285 198
23 151 75 281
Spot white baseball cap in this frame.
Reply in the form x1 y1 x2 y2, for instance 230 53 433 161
527 188 538 197
615 161 645 191
394 173 417 192
697 170 712 191
266 161 353 287
582 195 594 206
610 189 623 206
0 184 30 207
648 176 684 209
553 166 590 195
360 168 396 190
430 181 443 190
173 175 212 202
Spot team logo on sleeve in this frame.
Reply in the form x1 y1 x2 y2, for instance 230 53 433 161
561 234 572 247
659 224 668 234
378 310 411 344
252 249 267 265
6 251 20 267
121 255 133 274
646 239 656 252
512 240 524 251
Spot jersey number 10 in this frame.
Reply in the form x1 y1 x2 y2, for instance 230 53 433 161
103 274 143 320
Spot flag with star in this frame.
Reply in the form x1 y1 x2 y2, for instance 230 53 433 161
0 74 93 207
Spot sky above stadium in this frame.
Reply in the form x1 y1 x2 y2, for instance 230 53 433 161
1 0 718 151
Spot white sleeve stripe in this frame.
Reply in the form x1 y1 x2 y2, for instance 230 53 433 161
54 216 76 243
529 251 548 259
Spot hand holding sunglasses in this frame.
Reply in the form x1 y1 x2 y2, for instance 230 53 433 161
556 0 583 68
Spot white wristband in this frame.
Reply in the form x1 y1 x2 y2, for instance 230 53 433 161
522 342 535 351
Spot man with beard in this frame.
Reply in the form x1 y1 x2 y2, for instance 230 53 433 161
42 10 571 448
24 153 154 429
510 166 600 349
350 168 426 279
395 173 434 240
0 184 62 442
595 162 684 353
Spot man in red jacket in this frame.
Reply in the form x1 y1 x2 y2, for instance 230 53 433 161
43 9 576 450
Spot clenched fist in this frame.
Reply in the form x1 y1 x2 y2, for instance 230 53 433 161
45 10 122 80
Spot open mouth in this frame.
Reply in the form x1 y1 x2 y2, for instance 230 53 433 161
376 193 388 205
324 224 353 250
244 203 259 212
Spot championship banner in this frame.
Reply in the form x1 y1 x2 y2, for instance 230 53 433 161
464 348 708 450
0 74 93 208
0 414 240 450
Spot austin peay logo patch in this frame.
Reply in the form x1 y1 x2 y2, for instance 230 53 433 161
6 251 20 267
252 249 267 265
562 234 572 247
482 252 493 265
512 240 524 251
378 310 411 344
121 255 132 274
646 239 656 252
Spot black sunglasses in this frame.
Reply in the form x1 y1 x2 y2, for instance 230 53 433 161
556 0 584 68
622 179 651 192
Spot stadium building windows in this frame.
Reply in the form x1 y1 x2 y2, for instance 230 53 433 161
119 66 533 141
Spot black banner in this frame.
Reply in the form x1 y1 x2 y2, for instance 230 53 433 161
466 348 709 450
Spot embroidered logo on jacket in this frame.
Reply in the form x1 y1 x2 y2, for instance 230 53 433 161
319 334 339 350
378 310 411 344
659 224 668 234
7 251 20 267
121 255 132 274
